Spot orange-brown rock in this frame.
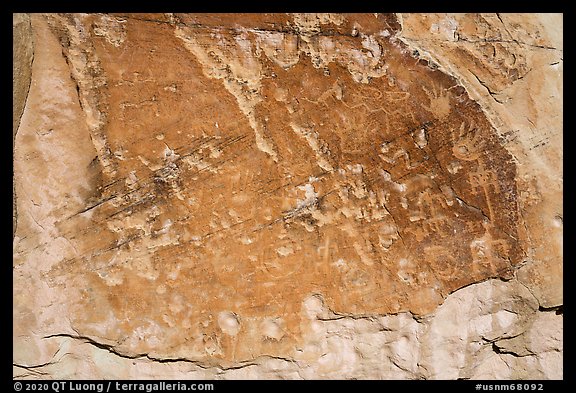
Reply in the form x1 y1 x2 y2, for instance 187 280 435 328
13 13 562 379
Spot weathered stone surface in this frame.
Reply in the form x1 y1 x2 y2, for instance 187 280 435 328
12 279 560 379
12 13 33 136
13 13 562 379
13 14 100 372
13 13 34 237
398 13 563 309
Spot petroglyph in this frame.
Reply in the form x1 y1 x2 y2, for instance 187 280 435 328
452 121 486 161
422 83 452 120
16 13 523 365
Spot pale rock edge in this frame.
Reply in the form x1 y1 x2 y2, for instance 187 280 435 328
13 13 562 380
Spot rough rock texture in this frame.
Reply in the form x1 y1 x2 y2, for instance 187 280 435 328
398 13 563 310
13 13 562 379
12 13 34 237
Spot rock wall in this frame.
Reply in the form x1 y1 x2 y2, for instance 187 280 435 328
12 13 34 237
13 13 562 380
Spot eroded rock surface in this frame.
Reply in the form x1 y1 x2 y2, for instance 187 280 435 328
398 13 563 309
13 13 34 237
13 13 562 379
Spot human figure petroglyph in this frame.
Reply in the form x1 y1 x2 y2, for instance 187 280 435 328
396 174 452 241
29 14 525 365
469 220 512 277
448 129 502 245
405 192 451 241
468 159 501 220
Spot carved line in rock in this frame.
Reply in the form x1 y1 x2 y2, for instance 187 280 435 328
33 13 523 364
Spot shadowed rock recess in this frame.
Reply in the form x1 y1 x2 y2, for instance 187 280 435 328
13 13 562 379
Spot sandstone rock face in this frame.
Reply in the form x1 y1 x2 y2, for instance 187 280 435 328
13 13 34 237
13 13 562 379
398 13 563 310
